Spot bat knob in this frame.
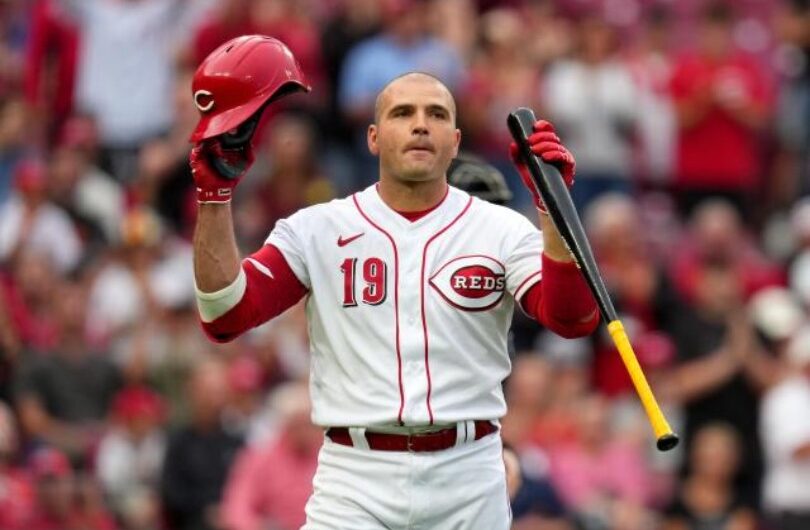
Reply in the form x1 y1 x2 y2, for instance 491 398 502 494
656 433 680 452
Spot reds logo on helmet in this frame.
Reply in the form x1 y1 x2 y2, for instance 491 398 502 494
430 256 506 311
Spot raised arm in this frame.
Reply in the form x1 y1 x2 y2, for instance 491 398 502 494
190 143 250 292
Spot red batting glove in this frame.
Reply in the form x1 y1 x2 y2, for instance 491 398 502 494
189 140 255 204
509 120 575 213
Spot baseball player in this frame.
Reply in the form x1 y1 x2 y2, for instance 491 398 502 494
190 36 599 529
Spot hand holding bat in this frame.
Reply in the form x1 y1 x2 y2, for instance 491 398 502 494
507 107 679 452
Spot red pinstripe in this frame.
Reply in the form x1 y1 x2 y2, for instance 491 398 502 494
420 196 473 424
352 194 405 424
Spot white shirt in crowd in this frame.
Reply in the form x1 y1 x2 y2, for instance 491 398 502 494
0 195 82 273
760 375 810 513
544 59 638 177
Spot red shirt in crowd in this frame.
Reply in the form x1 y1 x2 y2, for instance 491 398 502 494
670 52 771 191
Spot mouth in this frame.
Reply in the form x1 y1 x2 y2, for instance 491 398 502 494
404 143 435 154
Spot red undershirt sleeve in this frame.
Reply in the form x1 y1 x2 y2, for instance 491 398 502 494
520 254 600 338
200 244 308 343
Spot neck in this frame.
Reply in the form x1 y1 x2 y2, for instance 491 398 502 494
377 174 447 212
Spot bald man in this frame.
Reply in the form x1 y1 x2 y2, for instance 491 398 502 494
190 72 598 529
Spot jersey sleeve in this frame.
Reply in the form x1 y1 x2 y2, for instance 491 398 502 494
198 244 308 343
504 214 544 301
265 211 311 289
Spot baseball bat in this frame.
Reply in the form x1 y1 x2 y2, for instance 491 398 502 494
507 107 679 452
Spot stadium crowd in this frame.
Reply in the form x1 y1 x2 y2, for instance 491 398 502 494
0 0 809 529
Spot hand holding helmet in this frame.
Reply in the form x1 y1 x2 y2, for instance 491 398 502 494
189 35 310 203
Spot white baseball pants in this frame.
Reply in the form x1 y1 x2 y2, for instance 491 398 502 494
302 427 511 529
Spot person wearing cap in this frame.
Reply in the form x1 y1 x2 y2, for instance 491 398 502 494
95 386 166 518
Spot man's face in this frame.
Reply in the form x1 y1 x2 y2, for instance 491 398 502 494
368 75 460 184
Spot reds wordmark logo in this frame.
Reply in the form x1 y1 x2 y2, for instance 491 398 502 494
429 256 505 311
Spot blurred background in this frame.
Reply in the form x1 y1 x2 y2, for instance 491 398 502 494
0 0 809 529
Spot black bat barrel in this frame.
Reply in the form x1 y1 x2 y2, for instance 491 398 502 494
506 108 618 324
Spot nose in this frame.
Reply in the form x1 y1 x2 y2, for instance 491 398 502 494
411 110 429 136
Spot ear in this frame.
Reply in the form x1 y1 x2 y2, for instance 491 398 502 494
452 128 461 158
367 124 379 156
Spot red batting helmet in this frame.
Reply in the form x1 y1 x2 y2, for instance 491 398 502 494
189 35 310 143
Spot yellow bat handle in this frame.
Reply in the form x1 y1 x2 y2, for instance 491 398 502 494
607 320 679 451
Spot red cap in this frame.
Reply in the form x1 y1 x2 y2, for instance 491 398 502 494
111 386 165 422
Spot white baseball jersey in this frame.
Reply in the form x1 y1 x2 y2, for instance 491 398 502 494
267 184 543 427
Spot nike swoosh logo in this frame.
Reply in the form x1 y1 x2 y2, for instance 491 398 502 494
337 233 365 247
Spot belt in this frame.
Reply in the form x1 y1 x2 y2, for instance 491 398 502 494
326 420 498 452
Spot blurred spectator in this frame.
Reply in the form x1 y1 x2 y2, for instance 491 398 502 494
790 198 810 306
220 382 320 530
0 158 82 274
549 394 655 530
523 0 574 71
502 354 554 450
760 324 810 530
47 115 124 246
583 193 682 398
459 7 540 205
662 259 776 507
2 250 60 352
320 0 382 142
502 356 572 530
237 114 333 249
0 286 21 390
663 423 757 530
150 66 202 238
429 0 478 61
62 0 204 182
221 355 266 439
95 386 166 520
669 2 771 220
13 280 122 463
625 5 677 185
771 0 810 204
87 207 194 343
544 16 638 212
161 358 243 530
670 200 784 304
27 446 117 530
23 0 80 142
528 333 593 451
0 0 27 98
0 401 36 530
0 96 34 205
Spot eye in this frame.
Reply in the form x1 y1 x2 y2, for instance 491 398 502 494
430 109 448 120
